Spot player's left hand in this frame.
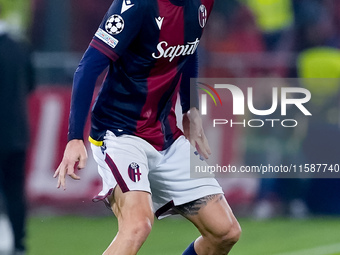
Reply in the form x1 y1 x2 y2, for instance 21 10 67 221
183 107 211 159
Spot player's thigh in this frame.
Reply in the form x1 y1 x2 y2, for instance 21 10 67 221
175 194 240 239
109 185 154 229
150 136 224 218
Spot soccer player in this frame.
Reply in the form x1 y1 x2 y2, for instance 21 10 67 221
54 0 241 254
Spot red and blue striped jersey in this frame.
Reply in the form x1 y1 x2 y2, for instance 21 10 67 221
68 0 214 151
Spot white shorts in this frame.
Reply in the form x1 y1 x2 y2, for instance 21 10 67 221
91 131 223 219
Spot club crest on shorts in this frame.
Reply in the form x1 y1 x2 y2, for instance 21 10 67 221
128 162 141 182
105 14 124 35
198 5 207 28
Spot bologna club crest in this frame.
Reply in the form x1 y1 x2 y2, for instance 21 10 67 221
198 5 207 28
128 162 141 182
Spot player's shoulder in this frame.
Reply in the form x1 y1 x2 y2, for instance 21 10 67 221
109 0 155 15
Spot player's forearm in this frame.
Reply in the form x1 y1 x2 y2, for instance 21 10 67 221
68 46 110 141
180 51 199 114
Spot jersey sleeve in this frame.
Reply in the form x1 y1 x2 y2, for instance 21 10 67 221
68 0 146 141
68 46 110 141
90 0 146 61
179 51 199 114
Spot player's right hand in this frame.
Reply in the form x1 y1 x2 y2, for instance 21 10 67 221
53 139 88 190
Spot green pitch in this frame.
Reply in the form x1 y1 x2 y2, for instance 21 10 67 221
27 216 340 255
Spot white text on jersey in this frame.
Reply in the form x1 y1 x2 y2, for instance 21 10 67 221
152 38 200 62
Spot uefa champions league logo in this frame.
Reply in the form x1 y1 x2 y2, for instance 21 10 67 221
105 15 125 35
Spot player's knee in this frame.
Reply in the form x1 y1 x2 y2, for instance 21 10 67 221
135 218 153 238
224 221 242 245
218 220 241 247
209 220 241 248
128 216 153 244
